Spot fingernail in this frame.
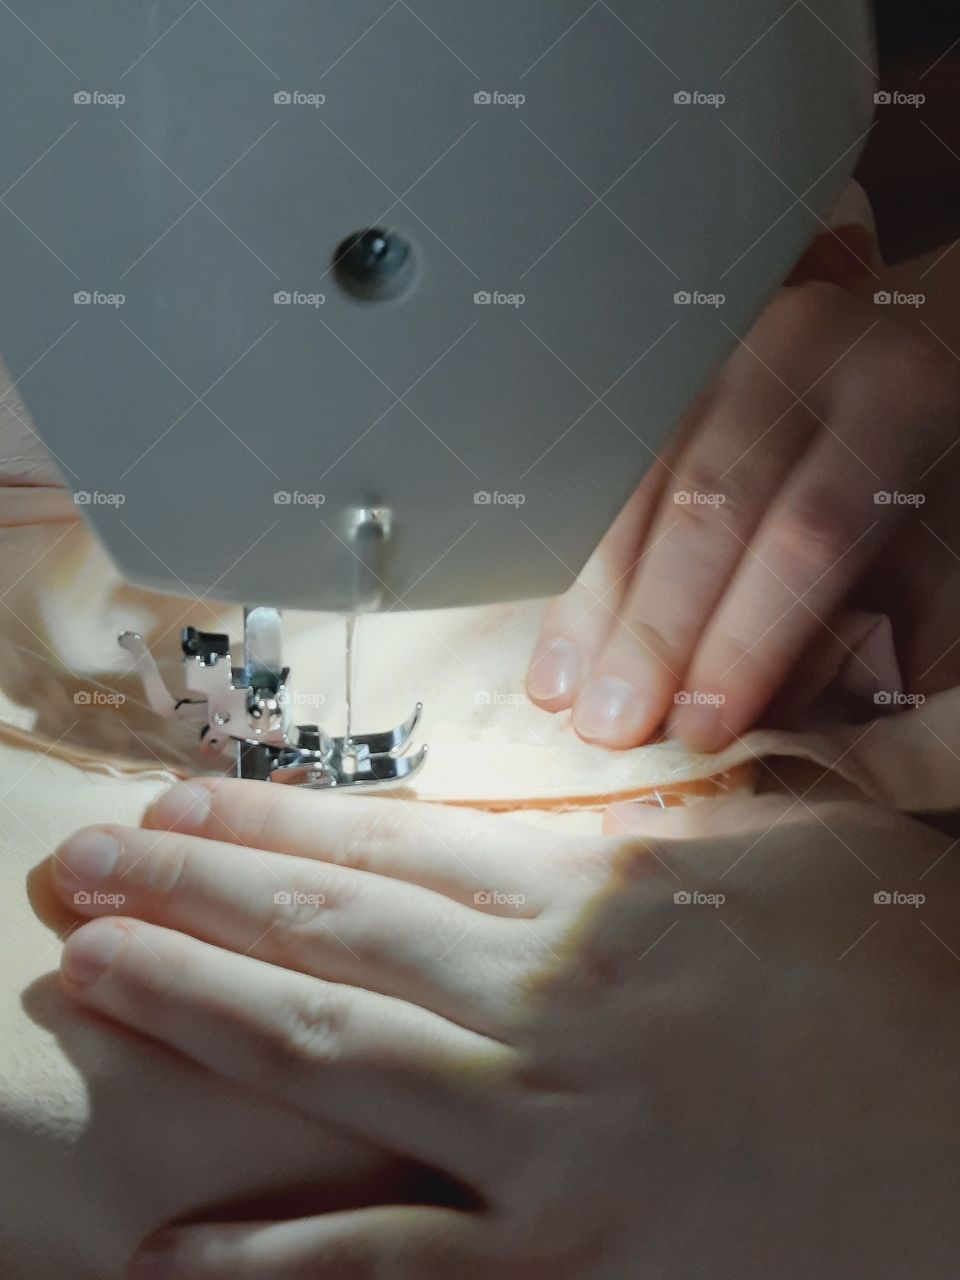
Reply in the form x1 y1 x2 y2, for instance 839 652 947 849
527 639 582 702
61 921 127 987
55 830 121 888
128 1231 177 1280
573 676 646 743
147 779 212 833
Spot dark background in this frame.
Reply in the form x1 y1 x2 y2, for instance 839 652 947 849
859 0 960 261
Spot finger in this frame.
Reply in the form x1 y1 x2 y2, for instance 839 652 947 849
525 394 707 712
144 778 569 912
525 467 664 710
61 918 507 1178
670 304 959 751
602 792 804 840
52 823 534 1038
129 1209 511 1280
668 431 898 751
571 389 815 747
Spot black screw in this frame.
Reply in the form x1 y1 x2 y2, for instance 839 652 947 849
334 228 415 301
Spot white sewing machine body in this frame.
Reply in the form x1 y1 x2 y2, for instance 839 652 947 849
0 0 875 613
0 1 876 785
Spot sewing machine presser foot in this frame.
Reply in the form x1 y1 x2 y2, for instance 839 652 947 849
118 607 427 791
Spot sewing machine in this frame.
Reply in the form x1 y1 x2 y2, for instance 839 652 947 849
0 1 875 787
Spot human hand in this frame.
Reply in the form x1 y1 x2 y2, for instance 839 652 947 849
51 778 960 1278
526 281 960 751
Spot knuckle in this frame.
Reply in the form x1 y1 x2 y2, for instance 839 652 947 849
768 483 864 577
136 927 197 1002
143 835 193 902
271 988 346 1072
667 487 721 536
227 779 294 849
339 800 422 873
612 615 681 671
270 870 347 959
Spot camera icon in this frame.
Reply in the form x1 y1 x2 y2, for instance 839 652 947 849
674 291 692 305
874 291 892 305
73 690 92 705
474 91 492 105
674 490 692 505
474 491 492 505
874 91 892 106
874 691 893 706
474 291 492 305
874 891 892 905
74 491 92 505
274 91 292 105
273 890 292 905
74 291 91 305
474 690 492 705
674 91 692 105
274 491 292 505
74 890 92 905
474 891 493 905
874 491 892 505
74 91 92 105
274 291 292 305
674 890 692 905
674 691 692 705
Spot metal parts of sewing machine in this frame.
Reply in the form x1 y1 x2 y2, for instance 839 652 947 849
117 503 427 790
120 605 427 790
0 2 876 789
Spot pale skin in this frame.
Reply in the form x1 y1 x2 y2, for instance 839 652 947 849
526 280 960 751
53 779 960 1279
